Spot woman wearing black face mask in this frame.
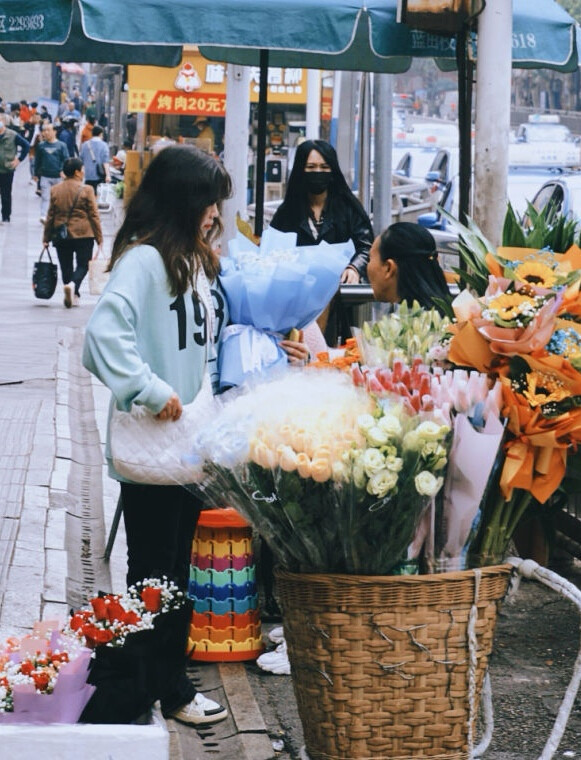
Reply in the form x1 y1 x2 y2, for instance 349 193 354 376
270 140 373 344
270 139 373 288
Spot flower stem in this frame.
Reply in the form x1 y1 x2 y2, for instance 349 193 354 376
478 490 508 561
505 490 534 540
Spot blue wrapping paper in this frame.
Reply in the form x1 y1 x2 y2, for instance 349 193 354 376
218 231 353 387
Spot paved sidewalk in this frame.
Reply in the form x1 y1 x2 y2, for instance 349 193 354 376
0 164 275 760
0 162 124 638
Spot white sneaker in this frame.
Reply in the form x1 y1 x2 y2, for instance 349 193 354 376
168 692 228 726
256 640 291 675
268 626 285 645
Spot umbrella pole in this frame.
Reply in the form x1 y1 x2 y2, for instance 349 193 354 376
456 25 473 231
254 49 269 239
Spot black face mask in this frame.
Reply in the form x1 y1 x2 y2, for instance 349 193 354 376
304 171 332 195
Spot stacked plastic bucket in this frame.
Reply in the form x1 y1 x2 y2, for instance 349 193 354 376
188 508 263 661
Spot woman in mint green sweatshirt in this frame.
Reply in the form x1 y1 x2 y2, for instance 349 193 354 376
82 145 232 727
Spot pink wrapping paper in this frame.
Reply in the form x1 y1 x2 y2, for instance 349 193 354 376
439 411 506 562
0 648 95 725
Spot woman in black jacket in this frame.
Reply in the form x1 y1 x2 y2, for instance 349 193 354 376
271 139 372 282
270 139 373 344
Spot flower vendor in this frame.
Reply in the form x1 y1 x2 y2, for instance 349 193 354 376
366 222 453 315
270 139 374 344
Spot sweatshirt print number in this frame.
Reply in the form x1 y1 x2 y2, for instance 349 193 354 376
169 287 225 350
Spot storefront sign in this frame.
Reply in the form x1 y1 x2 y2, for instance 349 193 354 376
321 96 332 121
128 50 307 115
129 90 227 117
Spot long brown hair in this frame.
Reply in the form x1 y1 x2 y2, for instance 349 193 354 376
109 145 232 294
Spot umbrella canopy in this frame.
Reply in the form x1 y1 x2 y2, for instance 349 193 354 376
0 0 182 66
46 0 577 74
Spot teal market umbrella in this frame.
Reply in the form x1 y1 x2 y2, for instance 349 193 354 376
59 0 578 74
0 0 182 66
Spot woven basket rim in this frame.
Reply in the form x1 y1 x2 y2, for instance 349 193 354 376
275 563 512 586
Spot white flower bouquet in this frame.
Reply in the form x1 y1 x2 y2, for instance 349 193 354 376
184 369 451 574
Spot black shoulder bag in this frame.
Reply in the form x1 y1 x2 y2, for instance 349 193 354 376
32 246 58 300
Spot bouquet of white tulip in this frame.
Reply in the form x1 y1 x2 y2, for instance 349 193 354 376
183 369 451 574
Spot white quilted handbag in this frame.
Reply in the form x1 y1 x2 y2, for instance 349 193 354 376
110 373 213 485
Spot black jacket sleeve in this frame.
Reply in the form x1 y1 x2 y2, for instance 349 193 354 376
344 204 373 281
15 132 30 162
270 198 373 281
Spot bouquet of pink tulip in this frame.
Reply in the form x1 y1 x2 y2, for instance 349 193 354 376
349 303 507 571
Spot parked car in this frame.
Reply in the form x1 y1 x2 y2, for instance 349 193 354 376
506 166 581 220
526 172 581 224
509 115 580 168
398 121 459 148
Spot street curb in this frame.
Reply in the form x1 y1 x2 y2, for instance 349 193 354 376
220 663 275 760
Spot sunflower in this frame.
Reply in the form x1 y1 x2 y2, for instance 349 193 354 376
483 292 540 327
521 368 569 408
513 261 557 288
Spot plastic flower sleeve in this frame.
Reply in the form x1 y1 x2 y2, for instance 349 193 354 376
0 628 95 724
424 410 506 571
218 232 353 388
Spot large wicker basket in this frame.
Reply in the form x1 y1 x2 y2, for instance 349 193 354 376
275 565 512 760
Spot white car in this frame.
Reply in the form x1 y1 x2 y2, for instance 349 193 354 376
526 172 581 224
509 115 581 168
506 166 581 223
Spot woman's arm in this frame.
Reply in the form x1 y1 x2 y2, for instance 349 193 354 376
83 291 174 413
345 204 374 282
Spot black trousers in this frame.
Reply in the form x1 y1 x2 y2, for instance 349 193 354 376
55 237 94 296
85 179 100 196
120 482 202 591
0 171 14 221
120 482 203 713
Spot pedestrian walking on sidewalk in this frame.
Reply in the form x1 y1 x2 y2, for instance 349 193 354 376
43 157 103 308
0 120 30 223
33 122 68 223
80 125 110 195
82 145 232 727
59 116 79 158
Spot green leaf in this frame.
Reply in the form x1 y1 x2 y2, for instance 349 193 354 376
502 202 527 247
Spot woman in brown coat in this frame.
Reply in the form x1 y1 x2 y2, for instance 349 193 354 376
43 156 103 307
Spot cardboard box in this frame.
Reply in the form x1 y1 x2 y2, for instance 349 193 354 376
123 169 142 206
124 150 142 173
0 709 169 760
